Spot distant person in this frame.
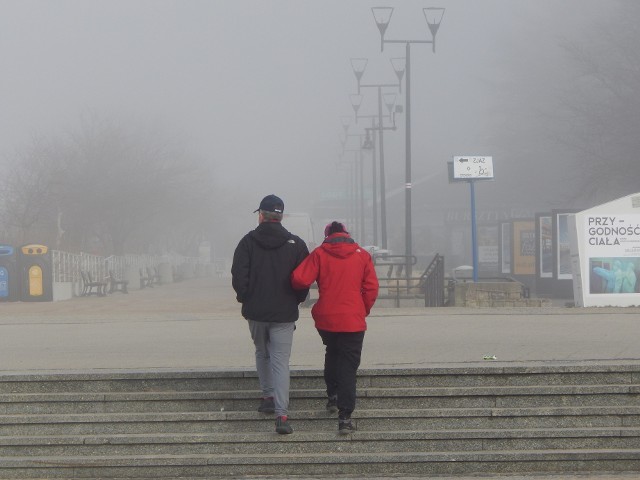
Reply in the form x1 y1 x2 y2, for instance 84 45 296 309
291 221 378 434
231 194 309 434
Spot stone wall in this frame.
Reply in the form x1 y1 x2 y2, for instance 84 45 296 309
453 282 551 307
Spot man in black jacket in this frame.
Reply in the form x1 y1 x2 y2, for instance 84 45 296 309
231 194 309 434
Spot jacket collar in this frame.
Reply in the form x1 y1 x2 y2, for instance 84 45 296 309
323 232 355 244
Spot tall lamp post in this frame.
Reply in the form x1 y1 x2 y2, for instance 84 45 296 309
340 131 368 241
360 125 378 245
335 159 355 230
350 58 403 250
339 116 357 232
371 6 444 278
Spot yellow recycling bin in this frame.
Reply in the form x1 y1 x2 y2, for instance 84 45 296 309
19 244 53 302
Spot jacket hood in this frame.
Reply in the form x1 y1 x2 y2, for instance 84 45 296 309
321 232 359 259
250 221 292 249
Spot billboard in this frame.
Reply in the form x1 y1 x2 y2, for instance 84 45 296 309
512 219 535 275
569 193 640 307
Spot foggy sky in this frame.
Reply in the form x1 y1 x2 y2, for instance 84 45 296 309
0 0 604 234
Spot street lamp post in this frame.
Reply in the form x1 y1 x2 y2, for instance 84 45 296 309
341 132 368 241
335 159 355 231
348 113 396 248
361 125 378 245
349 62 402 250
371 7 444 278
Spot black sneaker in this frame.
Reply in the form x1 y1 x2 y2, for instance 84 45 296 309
275 415 293 434
258 397 275 414
338 419 356 434
326 396 338 414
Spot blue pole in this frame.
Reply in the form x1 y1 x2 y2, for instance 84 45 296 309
470 180 478 282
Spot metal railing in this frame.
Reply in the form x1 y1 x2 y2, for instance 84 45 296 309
373 254 417 279
419 253 445 307
51 250 210 297
373 253 445 307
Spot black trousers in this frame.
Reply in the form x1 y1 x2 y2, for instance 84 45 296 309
317 329 365 419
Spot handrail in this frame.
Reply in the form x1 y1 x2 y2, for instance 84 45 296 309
373 254 418 280
418 253 445 307
376 253 446 307
373 254 417 265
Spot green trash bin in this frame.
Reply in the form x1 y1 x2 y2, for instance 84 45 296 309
19 244 53 302
0 244 19 302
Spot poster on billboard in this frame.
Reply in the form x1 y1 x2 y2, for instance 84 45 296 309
585 214 640 294
512 219 535 275
589 257 639 294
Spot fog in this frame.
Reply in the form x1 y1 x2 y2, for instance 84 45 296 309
0 0 633 262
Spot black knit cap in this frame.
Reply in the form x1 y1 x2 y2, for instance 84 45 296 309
324 221 348 237
254 194 284 214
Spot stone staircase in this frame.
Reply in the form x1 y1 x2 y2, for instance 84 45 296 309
1 364 639 478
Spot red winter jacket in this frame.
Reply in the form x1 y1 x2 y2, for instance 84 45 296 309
291 232 379 332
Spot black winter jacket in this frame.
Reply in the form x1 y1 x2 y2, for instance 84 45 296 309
231 221 309 323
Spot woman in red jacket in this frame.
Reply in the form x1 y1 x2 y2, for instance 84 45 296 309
291 221 379 434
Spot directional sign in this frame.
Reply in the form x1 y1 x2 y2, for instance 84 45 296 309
453 156 494 180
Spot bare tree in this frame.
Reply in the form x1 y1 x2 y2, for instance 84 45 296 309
0 137 61 245
556 1 640 204
58 116 218 255
0 116 219 256
487 1 640 208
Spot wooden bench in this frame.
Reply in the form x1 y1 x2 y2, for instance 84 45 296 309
140 268 153 289
172 265 184 282
146 266 161 286
80 271 107 297
108 270 129 294
140 266 161 289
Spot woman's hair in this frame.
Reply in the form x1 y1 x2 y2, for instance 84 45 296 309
324 221 348 237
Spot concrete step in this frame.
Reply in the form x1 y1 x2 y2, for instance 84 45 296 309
1 406 639 436
2 428 640 457
1 384 638 414
1 364 638 393
0 371 263 394
1 450 640 478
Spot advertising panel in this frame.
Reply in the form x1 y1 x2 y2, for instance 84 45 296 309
512 220 535 275
569 193 640 307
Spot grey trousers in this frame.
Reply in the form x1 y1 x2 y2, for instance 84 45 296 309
247 320 295 417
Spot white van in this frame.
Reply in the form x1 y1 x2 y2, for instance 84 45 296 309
283 213 316 251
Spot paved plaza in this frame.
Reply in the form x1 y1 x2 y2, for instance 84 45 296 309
1 275 639 374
